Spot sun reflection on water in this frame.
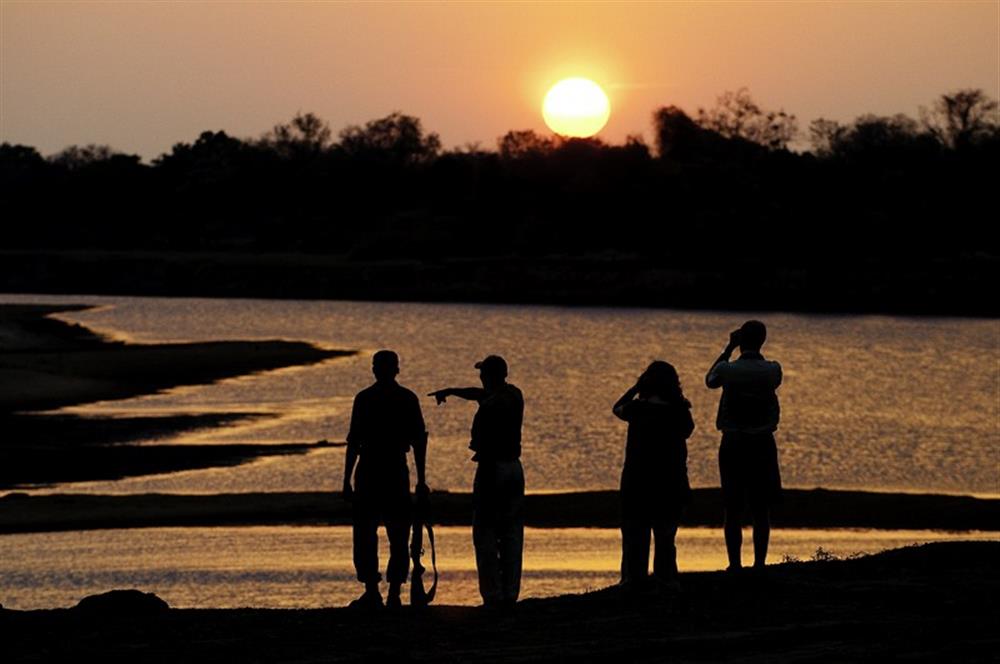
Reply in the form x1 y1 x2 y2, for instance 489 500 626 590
0 526 994 609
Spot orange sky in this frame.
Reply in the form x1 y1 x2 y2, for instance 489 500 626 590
2 2 997 159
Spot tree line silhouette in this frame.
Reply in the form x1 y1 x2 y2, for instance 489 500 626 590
1 89 996 314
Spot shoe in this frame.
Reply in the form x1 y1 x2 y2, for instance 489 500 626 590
619 579 650 600
348 589 383 610
386 592 402 609
652 575 681 594
481 597 516 614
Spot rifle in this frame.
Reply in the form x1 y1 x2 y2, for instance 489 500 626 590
410 483 438 607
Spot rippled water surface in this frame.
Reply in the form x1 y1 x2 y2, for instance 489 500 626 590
1 526 993 609
2 294 997 495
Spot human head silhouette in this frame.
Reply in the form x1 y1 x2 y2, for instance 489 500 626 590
475 355 507 390
638 360 682 401
372 349 400 382
739 320 767 353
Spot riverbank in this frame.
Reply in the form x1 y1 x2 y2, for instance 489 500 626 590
0 304 354 487
3 250 997 317
0 304 352 412
2 488 996 534
0 438 342 490
2 541 996 662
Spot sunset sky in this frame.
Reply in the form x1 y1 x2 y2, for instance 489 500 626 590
2 1 997 160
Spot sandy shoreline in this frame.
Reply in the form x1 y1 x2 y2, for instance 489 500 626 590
0 303 355 487
0 438 341 491
2 488 996 535
0 304 352 413
2 541 996 662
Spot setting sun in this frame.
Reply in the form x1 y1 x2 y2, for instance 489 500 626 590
542 77 611 138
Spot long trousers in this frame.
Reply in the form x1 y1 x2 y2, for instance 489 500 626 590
472 460 525 604
620 468 684 584
352 461 411 585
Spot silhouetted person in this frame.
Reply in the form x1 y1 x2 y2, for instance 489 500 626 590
429 355 524 609
706 320 782 572
613 361 694 591
343 350 428 608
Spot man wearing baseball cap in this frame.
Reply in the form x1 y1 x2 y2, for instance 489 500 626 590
429 355 524 610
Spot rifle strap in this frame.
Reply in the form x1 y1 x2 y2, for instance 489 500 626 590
425 522 438 602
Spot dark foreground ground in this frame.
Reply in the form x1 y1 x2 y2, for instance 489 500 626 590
2 541 996 663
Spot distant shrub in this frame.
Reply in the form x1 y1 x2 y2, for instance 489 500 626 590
811 547 839 562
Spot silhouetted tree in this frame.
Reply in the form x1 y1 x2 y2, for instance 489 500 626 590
808 118 848 157
920 89 999 149
653 106 704 159
338 112 441 164
1 98 996 315
154 131 253 176
0 143 47 180
48 144 139 171
0 144 52 237
653 105 763 162
696 88 798 150
622 134 652 158
258 111 333 159
446 141 491 156
0 143 45 165
830 114 937 160
497 130 555 160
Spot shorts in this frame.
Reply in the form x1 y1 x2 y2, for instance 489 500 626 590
718 431 782 509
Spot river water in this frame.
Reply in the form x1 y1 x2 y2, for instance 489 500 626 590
0 526 992 609
2 294 997 496
2 294 997 608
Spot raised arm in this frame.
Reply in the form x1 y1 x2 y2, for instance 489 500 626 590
706 329 741 389
612 383 640 421
428 387 487 404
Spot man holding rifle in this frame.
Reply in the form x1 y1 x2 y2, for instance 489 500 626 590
343 350 428 609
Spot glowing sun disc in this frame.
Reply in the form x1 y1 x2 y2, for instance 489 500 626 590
542 77 611 138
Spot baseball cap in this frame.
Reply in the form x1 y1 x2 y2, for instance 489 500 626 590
474 354 508 378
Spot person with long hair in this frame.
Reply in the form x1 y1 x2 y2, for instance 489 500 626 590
613 361 694 591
